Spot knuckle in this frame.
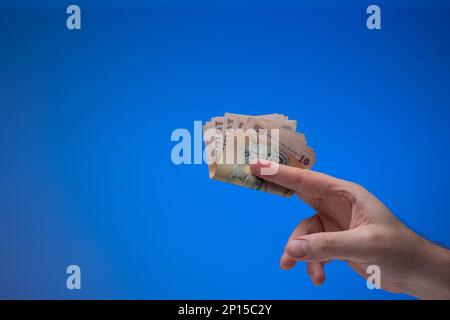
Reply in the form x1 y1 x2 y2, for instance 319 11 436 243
323 181 336 196
363 229 381 244
342 182 370 207
293 169 309 191
314 235 337 257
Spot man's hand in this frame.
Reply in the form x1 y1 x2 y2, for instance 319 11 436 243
250 160 450 300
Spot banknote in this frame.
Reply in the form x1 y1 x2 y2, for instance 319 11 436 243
203 113 315 196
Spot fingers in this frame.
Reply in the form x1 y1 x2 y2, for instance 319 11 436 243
281 253 326 286
280 252 296 270
307 262 325 286
286 229 369 262
280 219 310 270
250 160 347 199
280 215 327 285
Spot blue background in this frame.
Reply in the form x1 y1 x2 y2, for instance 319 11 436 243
1 0 449 299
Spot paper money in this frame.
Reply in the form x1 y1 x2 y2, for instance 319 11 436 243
203 113 316 197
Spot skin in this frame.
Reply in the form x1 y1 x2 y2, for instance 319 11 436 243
250 159 450 300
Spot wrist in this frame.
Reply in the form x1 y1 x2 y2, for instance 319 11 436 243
404 238 450 299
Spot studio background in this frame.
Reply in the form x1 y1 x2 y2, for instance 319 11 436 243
1 0 449 299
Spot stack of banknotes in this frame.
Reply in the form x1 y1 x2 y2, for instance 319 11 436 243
203 113 316 197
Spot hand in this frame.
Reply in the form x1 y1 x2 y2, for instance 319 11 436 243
250 160 450 299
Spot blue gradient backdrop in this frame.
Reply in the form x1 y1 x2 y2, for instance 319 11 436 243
1 0 449 299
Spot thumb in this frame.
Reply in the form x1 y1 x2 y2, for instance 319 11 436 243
286 229 371 262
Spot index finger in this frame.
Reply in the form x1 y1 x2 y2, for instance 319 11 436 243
250 159 345 199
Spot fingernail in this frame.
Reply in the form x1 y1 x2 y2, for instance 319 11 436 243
286 240 309 259
250 159 268 174
282 259 295 268
258 159 271 166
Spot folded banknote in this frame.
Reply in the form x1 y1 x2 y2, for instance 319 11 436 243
203 113 316 197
